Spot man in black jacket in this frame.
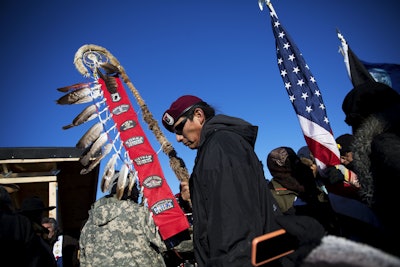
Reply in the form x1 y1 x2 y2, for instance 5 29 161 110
162 95 324 267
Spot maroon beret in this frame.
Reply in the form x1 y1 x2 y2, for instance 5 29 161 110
162 95 203 132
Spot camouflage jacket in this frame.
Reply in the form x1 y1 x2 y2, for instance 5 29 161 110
79 196 167 267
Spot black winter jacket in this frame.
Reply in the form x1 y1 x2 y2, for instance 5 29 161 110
189 114 282 267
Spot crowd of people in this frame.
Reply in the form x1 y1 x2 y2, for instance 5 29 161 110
159 84 400 266
1 80 400 267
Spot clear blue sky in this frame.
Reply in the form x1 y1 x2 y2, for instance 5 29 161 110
1 0 399 199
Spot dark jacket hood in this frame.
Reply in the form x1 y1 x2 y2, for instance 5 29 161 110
199 114 258 148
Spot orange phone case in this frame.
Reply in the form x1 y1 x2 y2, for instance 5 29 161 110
251 229 295 266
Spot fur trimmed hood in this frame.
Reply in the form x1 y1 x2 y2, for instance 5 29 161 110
352 104 400 207
301 235 400 267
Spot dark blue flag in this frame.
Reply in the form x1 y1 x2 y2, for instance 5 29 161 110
361 61 400 94
338 31 400 94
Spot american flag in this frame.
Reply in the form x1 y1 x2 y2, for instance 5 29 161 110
266 2 341 171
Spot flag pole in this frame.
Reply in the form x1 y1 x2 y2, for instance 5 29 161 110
258 0 278 18
336 29 351 78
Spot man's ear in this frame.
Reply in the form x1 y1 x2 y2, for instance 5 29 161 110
193 107 205 124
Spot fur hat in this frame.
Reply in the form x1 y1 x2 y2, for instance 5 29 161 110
267 147 305 193
336 134 354 156
162 95 203 132
267 147 298 176
342 81 400 129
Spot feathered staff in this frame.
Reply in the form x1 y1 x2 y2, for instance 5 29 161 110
56 44 190 241
73 44 190 184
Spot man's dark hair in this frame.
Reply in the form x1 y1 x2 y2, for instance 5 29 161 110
41 217 58 229
185 102 215 120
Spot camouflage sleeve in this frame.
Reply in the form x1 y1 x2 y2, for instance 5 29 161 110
78 216 90 267
173 225 194 252
140 204 168 252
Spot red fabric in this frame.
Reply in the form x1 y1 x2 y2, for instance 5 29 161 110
325 183 360 200
99 77 189 240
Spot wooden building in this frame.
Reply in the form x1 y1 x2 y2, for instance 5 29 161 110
0 147 99 239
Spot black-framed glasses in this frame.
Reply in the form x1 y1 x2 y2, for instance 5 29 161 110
173 117 188 135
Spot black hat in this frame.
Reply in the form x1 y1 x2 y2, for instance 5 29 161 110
342 81 400 129
20 196 55 212
336 134 354 156
297 146 315 162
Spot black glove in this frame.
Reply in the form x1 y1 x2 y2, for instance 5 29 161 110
276 215 325 267
324 166 345 185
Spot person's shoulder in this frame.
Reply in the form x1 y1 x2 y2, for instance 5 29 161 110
118 201 148 218
92 195 114 206
1 211 34 234
270 178 282 188
12 211 34 227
